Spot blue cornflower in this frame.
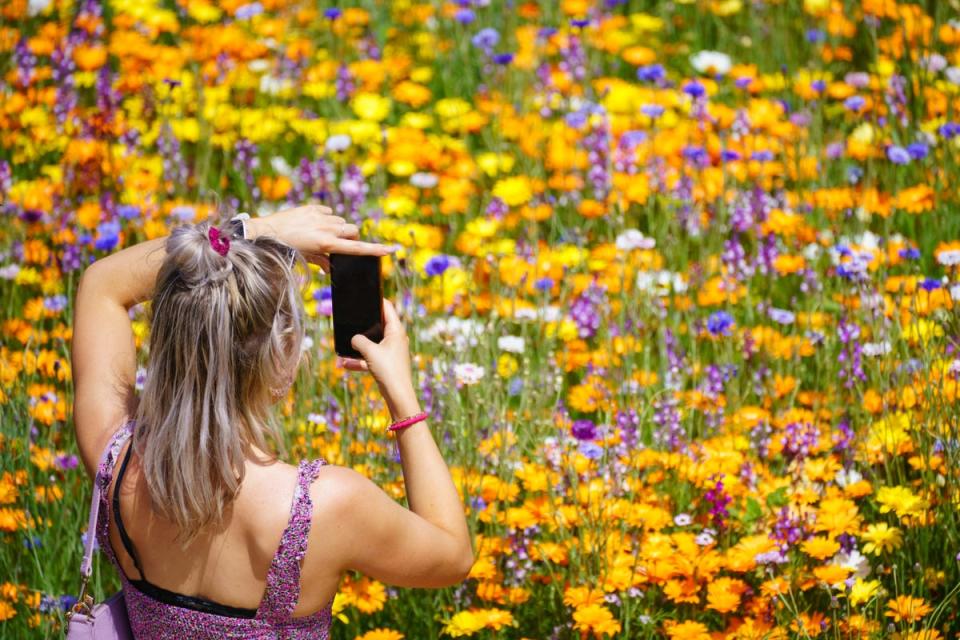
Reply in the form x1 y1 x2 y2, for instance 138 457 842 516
706 311 734 336
534 277 554 291
492 52 514 65
886 145 911 164
939 122 960 139
640 103 664 118
323 8 341 19
471 27 499 50
636 64 665 83
117 204 140 219
907 142 929 160
578 441 604 460
844 95 865 112
683 80 706 98
899 247 921 260
455 8 475 24
425 254 453 277
94 220 121 252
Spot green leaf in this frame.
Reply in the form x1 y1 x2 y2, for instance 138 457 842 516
766 487 789 509
743 497 763 523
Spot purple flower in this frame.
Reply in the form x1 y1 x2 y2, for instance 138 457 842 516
571 419 598 441
641 104 664 118
683 80 705 98
886 145 910 164
425 254 453 277
636 64 665 83
706 310 734 336
492 52 514 65
455 8 476 24
899 247 921 260
117 204 140 220
323 8 341 19
907 142 928 160
534 277 554 291
579 441 603 459
43 295 68 313
94 221 120 252
844 95 865 112
940 122 960 139
235 3 264 20
806 29 826 43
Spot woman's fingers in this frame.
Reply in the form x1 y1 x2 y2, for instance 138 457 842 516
337 356 368 371
328 237 394 256
381 298 405 336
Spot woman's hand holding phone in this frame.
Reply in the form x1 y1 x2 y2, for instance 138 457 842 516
340 299 421 420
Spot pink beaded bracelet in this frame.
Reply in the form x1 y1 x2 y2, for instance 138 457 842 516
388 411 429 432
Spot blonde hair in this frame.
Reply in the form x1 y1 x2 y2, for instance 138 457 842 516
133 220 306 542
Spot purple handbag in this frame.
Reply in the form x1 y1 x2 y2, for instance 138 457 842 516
65 438 133 639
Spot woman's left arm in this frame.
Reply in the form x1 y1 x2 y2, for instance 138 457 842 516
72 234 168 476
72 205 389 477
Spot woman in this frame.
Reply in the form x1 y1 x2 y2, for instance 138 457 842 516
72 204 474 638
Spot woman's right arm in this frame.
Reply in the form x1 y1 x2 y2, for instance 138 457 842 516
314 299 475 587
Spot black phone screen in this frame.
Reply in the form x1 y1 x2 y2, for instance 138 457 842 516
330 254 384 359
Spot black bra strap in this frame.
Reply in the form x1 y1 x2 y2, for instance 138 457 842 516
113 441 147 581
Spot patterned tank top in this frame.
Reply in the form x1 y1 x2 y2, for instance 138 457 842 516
94 421 333 638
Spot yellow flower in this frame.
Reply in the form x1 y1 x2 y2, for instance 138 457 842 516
876 486 929 520
491 176 533 207
442 608 514 637
861 523 903 555
848 579 882 607
885 595 932 623
497 354 519 378
572 604 621 638
355 629 404 640
351 93 392 122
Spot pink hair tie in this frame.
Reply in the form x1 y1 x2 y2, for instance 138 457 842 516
208 226 230 256
388 411 429 432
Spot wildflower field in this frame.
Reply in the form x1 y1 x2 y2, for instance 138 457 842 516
4 0 960 637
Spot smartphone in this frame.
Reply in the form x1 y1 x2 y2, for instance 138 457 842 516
330 254 384 359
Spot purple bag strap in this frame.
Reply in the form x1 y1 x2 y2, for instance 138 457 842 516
80 421 134 579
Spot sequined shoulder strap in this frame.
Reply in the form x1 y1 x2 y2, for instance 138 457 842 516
257 457 326 622
91 420 136 567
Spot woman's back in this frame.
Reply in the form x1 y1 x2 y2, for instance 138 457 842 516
97 421 336 638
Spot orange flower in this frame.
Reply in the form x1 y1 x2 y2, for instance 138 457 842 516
706 577 747 614
894 184 935 214
563 585 605 608
571 604 621 638
355 629 404 640
665 620 712 640
885 595 932 623
800 536 840 560
773 254 805 275
577 199 607 219
73 44 108 70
